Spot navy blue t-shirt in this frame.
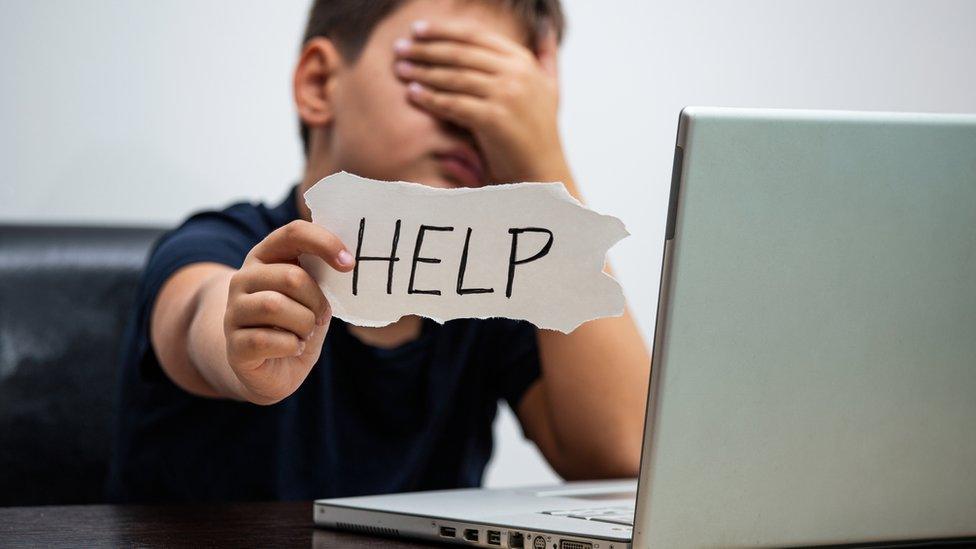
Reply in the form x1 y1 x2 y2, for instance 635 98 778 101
106 186 541 503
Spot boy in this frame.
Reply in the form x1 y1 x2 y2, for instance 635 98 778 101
108 0 650 502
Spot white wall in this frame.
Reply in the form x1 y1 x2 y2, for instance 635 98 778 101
2 0 974 488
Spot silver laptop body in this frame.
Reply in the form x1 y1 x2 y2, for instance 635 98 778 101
314 107 976 549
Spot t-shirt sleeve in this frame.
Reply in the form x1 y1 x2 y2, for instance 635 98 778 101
141 211 257 306
490 319 542 415
131 209 263 380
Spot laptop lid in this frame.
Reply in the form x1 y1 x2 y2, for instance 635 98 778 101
634 108 976 548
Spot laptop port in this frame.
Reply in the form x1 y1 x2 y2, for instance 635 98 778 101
439 526 456 538
559 540 593 549
463 528 479 542
533 535 547 549
509 531 524 548
487 530 501 545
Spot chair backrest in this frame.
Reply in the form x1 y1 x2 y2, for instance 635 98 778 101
0 225 164 506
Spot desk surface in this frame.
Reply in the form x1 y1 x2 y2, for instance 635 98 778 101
3 501 974 548
0 501 432 548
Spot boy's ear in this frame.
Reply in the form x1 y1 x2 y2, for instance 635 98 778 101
294 37 344 130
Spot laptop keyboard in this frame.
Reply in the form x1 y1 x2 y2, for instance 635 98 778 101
540 505 635 526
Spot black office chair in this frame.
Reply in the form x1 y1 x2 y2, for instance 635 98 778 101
0 225 164 506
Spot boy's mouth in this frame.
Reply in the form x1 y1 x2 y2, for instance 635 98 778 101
434 145 486 187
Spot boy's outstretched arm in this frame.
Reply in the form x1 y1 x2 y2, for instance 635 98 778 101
150 221 355 405
396 20 651 479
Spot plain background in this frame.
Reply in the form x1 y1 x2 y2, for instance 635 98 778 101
2 0 974 488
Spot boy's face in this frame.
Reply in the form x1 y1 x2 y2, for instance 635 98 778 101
311 0 528 189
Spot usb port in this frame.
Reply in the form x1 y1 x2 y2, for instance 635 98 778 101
440 526 456 538
487 530 501 545
463 529 479 542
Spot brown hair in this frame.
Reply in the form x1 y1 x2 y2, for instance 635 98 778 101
298 0 565 154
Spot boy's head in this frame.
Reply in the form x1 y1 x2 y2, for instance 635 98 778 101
293 0 564 189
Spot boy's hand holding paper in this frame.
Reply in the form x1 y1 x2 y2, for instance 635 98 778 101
302 172 628 333
223 219 353 404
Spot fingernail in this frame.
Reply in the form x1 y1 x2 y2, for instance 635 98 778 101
407 81 424 95
394 60 412 76
337 249 354 267
412 20 429 35
316 314 326 326
393 38 411 53
295 341 306 356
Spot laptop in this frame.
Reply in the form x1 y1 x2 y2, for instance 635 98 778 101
314 107 976 548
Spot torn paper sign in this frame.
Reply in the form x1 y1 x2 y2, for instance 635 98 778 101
301 171 628 333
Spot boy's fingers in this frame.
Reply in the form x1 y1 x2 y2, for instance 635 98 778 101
228 327 305 367
236 263 329 322
394 38 502 74
233 291 318 341
410 19 527 58
395 61 492 97
407 82 493 128
249 220 354 272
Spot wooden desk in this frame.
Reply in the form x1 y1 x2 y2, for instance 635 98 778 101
4 501 973 548
0 501 433 548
